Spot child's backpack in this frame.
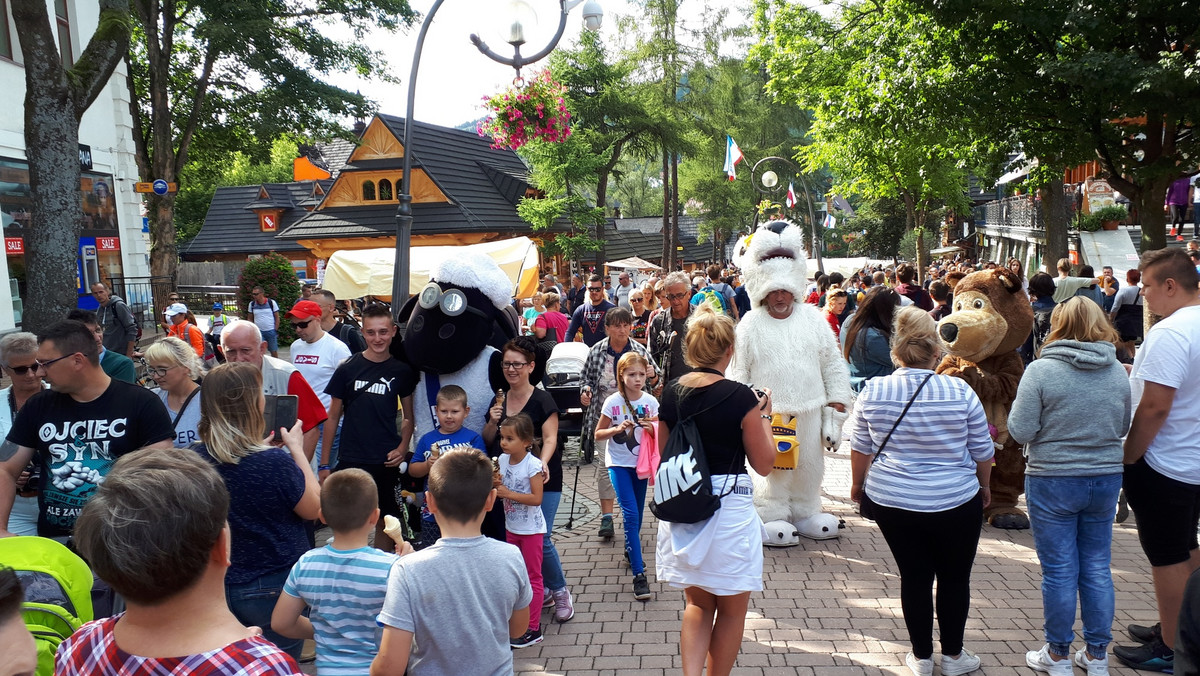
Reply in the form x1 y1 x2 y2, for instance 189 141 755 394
691 286 731 316
649 389 738 524
0 536 94 676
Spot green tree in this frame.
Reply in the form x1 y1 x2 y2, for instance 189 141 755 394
906 0 1200 253
127 0 416 286
753 0 973 277
175 137 300 245
238 252 302 345
11 0 131 330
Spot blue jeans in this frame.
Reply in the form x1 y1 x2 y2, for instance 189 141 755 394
226 568 303 660
313 421 342 470
1026 474 1122 659
541 491 566 591
608 466 648 575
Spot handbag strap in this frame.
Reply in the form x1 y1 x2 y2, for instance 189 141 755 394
171 386 201 431
872 373 934 463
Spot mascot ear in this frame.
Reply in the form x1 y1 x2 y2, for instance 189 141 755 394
996 268 1022 294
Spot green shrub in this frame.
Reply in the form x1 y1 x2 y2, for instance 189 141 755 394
1092 205 1129 222
1076 213 1102 232
237 252 302 346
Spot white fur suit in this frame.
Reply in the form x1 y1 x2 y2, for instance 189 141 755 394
729 220 854 541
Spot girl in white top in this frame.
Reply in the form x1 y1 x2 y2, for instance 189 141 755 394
496 413 546 645
594 351 659 600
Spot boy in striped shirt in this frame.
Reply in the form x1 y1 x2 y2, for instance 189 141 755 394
272 469 411 674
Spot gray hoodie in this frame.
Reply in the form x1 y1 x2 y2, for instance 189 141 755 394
1008 339 1131 476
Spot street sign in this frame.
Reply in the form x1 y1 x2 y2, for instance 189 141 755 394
134 181 178 194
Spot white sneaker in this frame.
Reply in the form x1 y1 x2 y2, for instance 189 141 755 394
1025 645 1073 676
1074 649 1110 676
905 652 933 676
942 648 982 676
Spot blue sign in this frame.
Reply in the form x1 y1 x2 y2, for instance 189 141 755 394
152 179 169 196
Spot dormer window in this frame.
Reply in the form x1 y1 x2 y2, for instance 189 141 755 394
362 180 376 200
378 179 393 201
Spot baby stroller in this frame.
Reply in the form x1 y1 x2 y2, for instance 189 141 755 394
544 341 589 441
544 341 590 529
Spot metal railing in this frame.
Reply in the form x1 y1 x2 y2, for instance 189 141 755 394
973 185 1076 230
106 276 175 337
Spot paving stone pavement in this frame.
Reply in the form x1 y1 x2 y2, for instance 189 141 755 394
509 442 1154 676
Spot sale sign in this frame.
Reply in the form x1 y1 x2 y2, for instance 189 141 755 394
96 237 120 251
4 238 22 255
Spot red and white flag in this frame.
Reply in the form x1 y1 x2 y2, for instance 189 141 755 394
785 182 797 208
723 136 743 181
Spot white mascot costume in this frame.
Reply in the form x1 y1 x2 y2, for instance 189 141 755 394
729 220 853 543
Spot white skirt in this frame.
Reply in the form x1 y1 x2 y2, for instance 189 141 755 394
655 474 765 596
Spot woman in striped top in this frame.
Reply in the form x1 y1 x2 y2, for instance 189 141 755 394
848 306 995 676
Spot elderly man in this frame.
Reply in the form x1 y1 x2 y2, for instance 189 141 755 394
220 320 327 461
90 282 138 357
542 273 564 299
0 321 173 540
648 271 695 391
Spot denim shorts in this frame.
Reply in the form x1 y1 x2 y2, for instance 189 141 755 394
261 329 279 352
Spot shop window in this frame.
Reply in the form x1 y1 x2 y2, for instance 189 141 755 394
378 179 392 200
362 180 375 200
54 0 71 64
0 0 12 60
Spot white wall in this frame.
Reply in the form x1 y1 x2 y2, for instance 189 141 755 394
0 0 149 331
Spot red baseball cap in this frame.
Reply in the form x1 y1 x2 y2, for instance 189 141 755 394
287 299 322 321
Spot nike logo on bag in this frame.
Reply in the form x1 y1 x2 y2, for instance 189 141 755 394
654 449 701 503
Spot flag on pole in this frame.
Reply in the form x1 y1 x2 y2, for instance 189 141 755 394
823 213 836 229
723 136 743 181
785 182 797 209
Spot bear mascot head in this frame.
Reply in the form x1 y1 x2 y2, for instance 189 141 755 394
733 219 809 307
936 267 1033 363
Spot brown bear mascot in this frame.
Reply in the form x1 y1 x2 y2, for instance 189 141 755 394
935 267 1034 529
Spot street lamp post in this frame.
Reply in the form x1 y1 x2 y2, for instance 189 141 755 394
750 155 824 275
391 0 604 320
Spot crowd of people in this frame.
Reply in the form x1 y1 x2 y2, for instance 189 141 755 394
0 242 1197 676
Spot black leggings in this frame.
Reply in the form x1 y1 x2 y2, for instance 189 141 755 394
873 492 983 659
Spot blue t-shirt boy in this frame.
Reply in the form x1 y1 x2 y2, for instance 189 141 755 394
412 427 486 522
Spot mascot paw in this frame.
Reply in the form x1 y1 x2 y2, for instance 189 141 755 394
763 520 801 548
821 406 849 451
795 513 841 540
988 512 1030 530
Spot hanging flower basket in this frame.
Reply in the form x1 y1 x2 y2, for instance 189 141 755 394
477 70 572 151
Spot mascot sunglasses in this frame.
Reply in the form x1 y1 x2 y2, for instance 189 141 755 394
417 282 492 320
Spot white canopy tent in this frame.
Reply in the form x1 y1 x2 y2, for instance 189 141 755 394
320 237 541 301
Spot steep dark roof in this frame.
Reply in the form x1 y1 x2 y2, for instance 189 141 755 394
578 219 710 266
182 181 330 258
314 138 357 179
277 117 535 240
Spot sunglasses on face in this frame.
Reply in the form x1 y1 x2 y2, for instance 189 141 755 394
293 320 314 329
5 363 36 375
631 297 643 302
588 286 604 292
665 292 688 301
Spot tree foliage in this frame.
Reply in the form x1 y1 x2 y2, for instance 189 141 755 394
128 0 416 283
237 252 302 344
12 0 131 330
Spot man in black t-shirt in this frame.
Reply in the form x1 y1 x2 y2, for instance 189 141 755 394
322 305 418 550
0 321 174 539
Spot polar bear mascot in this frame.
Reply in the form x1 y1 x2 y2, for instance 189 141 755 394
729 220 854 542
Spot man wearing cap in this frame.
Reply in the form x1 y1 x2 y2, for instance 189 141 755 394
205 302 233 363
165 303 205 359
288 300 350 472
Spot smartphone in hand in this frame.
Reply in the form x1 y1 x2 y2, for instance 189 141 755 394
263 394 299 436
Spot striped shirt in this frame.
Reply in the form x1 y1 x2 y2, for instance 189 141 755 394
55 615 300 675
848 368 994 512
282 545 399 675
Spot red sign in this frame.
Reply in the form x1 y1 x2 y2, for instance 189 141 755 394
4 238 22 255
260 213 277 232
96 237 120 251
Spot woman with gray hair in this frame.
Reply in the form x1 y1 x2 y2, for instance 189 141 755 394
848 306 994 676
0 332 45 535
145 336 204 447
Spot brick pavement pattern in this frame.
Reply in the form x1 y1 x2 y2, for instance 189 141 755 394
510 444 1153 676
